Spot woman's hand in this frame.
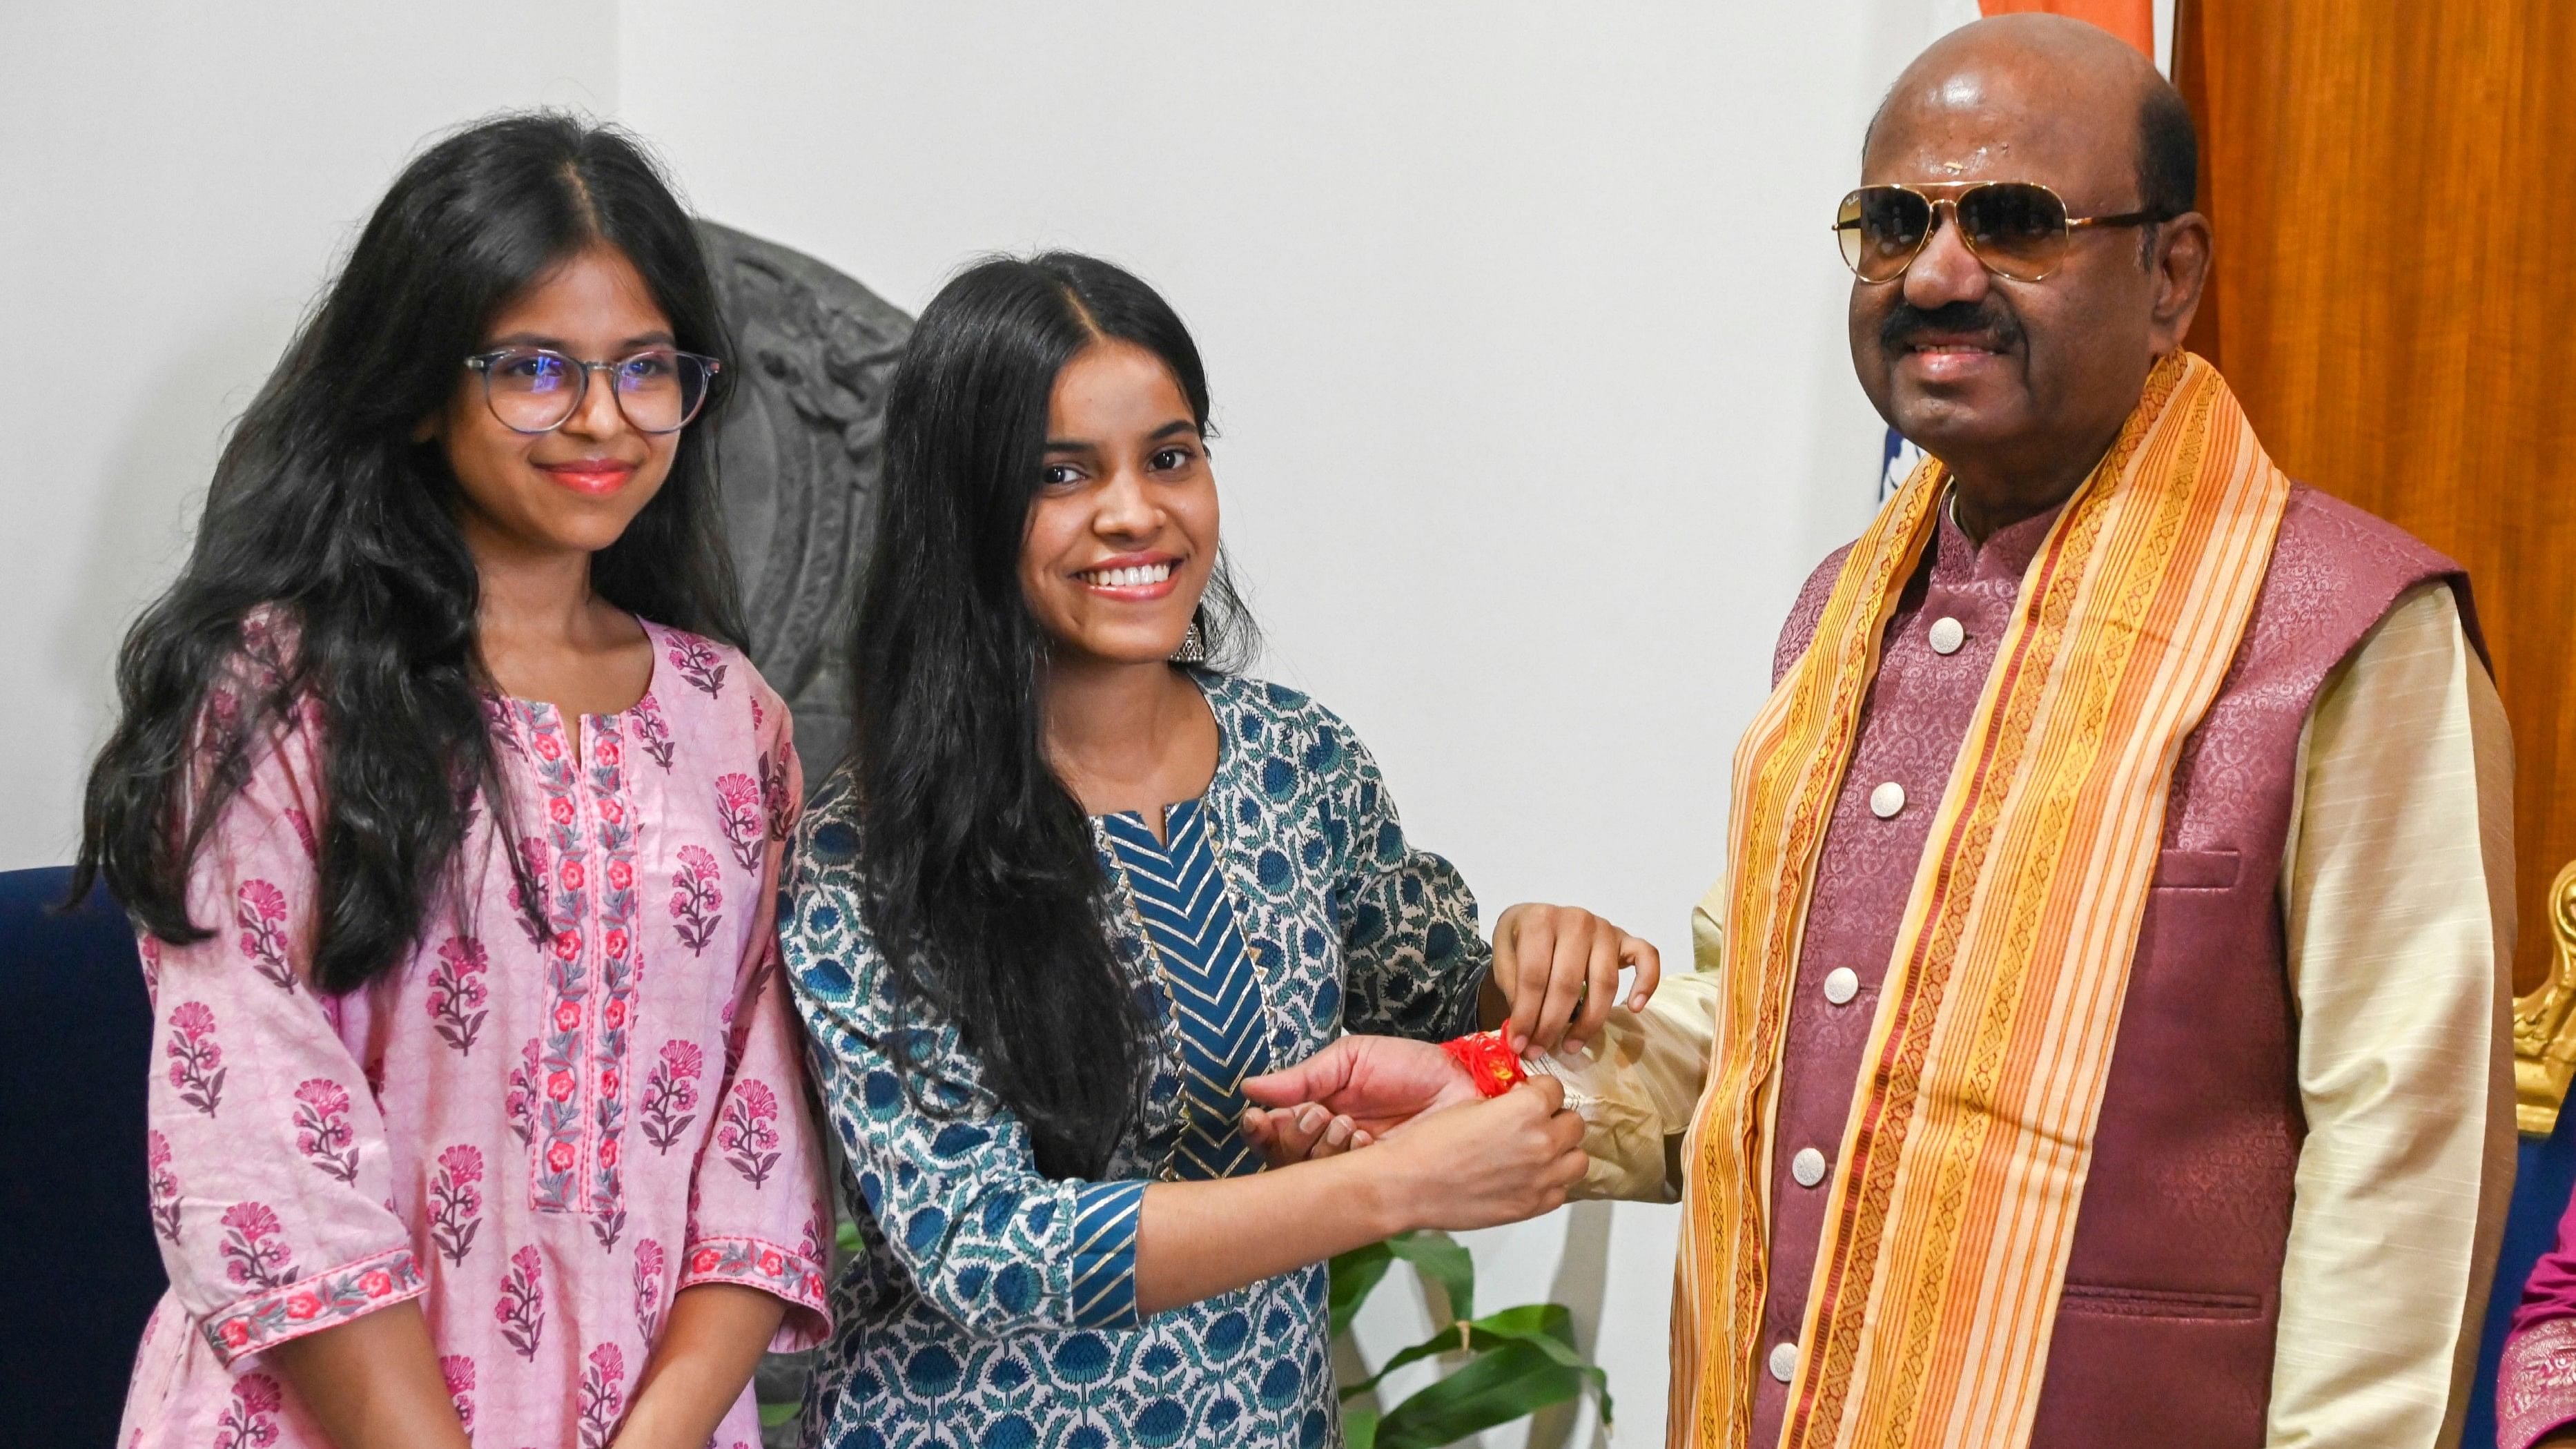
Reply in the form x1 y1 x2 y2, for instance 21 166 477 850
1240 1034 1483 1167
1487 903 1661 1057
606 1283 786 1449
1373 1075 1588 1232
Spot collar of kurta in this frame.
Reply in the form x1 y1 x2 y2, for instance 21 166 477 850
1672 351 2292 1449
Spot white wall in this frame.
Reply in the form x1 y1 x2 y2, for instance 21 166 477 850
0 2 621 871
6 5 1955 1445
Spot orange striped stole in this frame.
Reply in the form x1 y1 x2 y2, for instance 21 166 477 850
1670 353 2290 1449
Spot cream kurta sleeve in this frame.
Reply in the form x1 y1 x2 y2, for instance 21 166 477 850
1537 882 1726 1203
2265 581 2519 1449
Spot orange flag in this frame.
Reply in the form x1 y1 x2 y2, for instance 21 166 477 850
1979 0 2154 59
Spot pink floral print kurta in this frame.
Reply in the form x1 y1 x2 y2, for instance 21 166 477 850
119 620 830 1449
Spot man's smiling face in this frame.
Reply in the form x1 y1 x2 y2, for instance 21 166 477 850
1847 32 2174 494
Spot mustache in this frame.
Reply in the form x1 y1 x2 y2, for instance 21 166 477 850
1879 299 2024 353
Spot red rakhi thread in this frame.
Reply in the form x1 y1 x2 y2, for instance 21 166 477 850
1442 1031 1529 1098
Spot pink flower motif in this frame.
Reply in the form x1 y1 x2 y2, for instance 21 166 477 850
425 937 489 1056
429 1145 484 1265
553 927 582 960
496 1245 545 1360
291 1078 360 1184
166 1001 225 1116
554 1000 583 1033
634 692 676 770
603 926 630 960
232 879 297 993
799 1209 823 1265
534 730 563 762
634 1238 667 1342
690 1247 721 1274
213 1372 282 1449
548 797 576 826
759 1249 785 1277
508 836 552 947
547 1142 576 1172
668 845 725 955
219 1201 296 1292
607 859 633 891
719 1078 783 1189
669 634 729 697
641 1039 706 1154
137 935 162 1005
440 1355 476 1435
578 1341 629 1449
505 1037 541 1145
560 858 585 891
145 1129 184 1244
761 745 796 842
715 774 763 871
597 739 623 768
359 1269 392 1297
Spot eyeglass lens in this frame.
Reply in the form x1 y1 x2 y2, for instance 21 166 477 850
480 348 713 434
1838 183 2074 283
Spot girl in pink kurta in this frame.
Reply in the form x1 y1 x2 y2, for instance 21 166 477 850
121 623 826 1449
78 114 830 1449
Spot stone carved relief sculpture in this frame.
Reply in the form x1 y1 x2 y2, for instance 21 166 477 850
692 221 913 1447
694 220 912 790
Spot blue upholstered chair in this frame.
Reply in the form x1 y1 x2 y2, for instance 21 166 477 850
0 866 163 1449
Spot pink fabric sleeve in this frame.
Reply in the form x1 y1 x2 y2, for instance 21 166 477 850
2500 1192 2576 1449
146 701 423 1367
679 687 832 1351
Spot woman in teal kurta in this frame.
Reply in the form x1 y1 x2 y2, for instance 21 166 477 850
780 253 1651 1449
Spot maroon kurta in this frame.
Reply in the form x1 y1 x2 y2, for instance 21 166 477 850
1748 483 2467 1449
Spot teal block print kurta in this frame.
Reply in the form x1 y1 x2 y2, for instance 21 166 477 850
780 673 1490 1448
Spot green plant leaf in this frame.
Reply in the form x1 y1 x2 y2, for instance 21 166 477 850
835 1218 861 1257
758 1398 801 1429
1385 1230 1475 1325
1329 1239 1397 1339
1342 1405 1380 1449
1337 1303 1611 1428
1369 1338 1585 1449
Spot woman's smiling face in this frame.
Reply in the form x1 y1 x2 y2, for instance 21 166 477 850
427 242 684 561
1018 339 1218 668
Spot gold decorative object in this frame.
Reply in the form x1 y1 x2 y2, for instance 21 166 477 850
2512 859 2576 1136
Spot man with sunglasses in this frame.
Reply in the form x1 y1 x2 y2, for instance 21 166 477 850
1247 14 2515 1449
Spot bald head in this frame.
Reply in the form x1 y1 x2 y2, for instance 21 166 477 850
1871 14 2196 224
1844 12 2216 541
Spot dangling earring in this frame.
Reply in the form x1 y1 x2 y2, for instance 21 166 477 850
1169 609 1208 665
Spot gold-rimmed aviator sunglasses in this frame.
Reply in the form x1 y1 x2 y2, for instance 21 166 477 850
1833 181 2169 284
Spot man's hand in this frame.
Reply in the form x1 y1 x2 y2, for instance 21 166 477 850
1238 1035 1480 1166
1487 903 1661 1057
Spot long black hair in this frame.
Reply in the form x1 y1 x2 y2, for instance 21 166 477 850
841 253 1256 1177
72 112 744 993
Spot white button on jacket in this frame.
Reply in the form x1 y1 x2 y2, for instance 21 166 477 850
1791 1147 1828 1188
